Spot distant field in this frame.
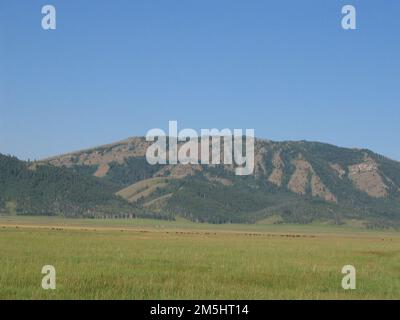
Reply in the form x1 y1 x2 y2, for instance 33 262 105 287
0 216 399 299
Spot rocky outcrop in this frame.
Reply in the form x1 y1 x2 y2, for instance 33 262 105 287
348 158 388 198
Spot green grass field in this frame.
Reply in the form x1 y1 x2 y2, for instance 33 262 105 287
0 216 399 299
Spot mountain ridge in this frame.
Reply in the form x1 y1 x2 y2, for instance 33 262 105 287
1 136 400 227
40 136 400 164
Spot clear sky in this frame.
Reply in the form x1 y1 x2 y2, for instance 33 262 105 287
1 0 399 161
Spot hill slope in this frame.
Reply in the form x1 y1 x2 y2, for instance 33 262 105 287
0 154 135 217
40 137 400 227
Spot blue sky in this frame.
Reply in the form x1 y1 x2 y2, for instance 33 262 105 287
1 0 399 160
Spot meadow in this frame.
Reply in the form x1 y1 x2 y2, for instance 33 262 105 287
0 216 399 299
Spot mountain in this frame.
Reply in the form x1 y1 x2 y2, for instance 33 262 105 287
28 136 400 228
0 154 136 218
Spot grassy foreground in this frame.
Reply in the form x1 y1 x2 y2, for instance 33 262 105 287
0 216 399 299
